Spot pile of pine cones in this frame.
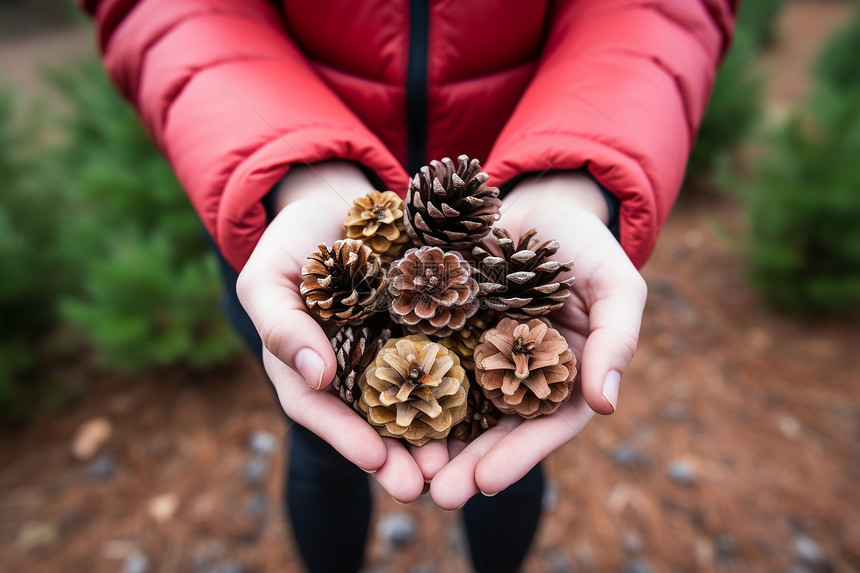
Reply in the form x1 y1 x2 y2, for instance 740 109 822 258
301 155 578 446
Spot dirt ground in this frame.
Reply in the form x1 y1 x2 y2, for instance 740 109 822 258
1 2 858 572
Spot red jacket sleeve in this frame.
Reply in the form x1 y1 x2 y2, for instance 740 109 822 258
84 0 408 271
484 0 737 269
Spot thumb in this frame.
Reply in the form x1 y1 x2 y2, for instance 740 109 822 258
579 270 647 415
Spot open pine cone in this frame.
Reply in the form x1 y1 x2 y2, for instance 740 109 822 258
438 309 496 371
404 155 501 251
330 324 392 410
474 318 576 419
358 335 469 446
451 387 501 443
300 239 388 325
388 246 479 337
344 190 411 257
472 228 575 319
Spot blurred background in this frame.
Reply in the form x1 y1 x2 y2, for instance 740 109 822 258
1 1 859 572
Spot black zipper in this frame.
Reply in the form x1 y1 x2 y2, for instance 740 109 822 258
406 0 429 175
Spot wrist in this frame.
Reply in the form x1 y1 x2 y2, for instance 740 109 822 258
507 172 611 226
273 160 376 213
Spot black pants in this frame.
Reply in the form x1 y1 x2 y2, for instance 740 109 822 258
213 241 544 572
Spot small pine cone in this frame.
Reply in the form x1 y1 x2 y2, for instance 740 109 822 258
330 325 392 410
472 228 575 319
404 155 501 251
358 335 469 446
438 310 496 371
451 387 501 443
474 318 576 419
300 239 388 325
388 246 479 337
344 190 411 257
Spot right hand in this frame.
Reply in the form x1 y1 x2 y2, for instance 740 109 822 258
236 161 448 502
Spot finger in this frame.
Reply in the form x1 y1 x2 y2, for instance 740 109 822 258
474 396 594 495
264 350 387 472
238 200 348 389
430 416 524 510
408 439 450 482
374 438 426 503
579 272 647 414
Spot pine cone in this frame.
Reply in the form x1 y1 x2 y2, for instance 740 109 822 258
344 190 411 257
300 239 388 325
438 309 496 371
451 387 501 443
404 155 501 251
474 318 576 419
358 335 469 446
472 228 575 319
330 325 392 410
388 246 479 337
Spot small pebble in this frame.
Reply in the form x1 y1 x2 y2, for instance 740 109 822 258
622 531 644 554
611 445 638 469
789 565 814 573
667 459 696 485
623 558 654 573
545 550 574 573
16 521 58 551
204 563 247 573
120 551 150 573
662 403 688 422
88 455 117 480
71 417 113 460
242 457 269 486
377 512 416 548
408 564 436 573
248 431 278 456
793 535 824 564
190 540 227 571
542 480 558 510
245 493 268 518
147 493 179 523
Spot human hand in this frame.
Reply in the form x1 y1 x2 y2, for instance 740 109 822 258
430 172 647 509
237 161 448 503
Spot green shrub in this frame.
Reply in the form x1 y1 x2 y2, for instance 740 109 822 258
686 28 760 180
0 90 74 421
744 85 860 314
814 6 860 92
49 59 239 371
737 0 788 49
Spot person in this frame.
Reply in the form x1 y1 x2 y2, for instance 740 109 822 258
82 0 737 570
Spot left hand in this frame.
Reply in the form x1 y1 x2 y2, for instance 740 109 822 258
430 172 648 509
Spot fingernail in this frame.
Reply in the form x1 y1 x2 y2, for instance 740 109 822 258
295 348 325 390
360 467 377 474
602 369 621 413
392 497 405 505
480 490 498 497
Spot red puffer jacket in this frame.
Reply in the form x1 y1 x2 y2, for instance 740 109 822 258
83 0 736 271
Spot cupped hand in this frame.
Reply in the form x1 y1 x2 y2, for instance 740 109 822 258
431 172 647 509
236 161 448 503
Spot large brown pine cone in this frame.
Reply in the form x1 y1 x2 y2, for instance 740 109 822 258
300 239 388 325
330 325 392 410
344 190 411 258
474 318 577 419
388 246 479 337
404 155 501 251
451 387 501 443
472 228 575 319
358 335 469 446
438 309 496 371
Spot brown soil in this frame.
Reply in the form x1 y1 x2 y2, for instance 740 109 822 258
2 2 858 572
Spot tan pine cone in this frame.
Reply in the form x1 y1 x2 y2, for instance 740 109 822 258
438 309 496 371
472 228 575 319
344 190 411 257
300 239 388 325
388 246 479 337
451 387 501 443
358 335 469 446
404 155 501 252
330 325 392 410
474 317 576 419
